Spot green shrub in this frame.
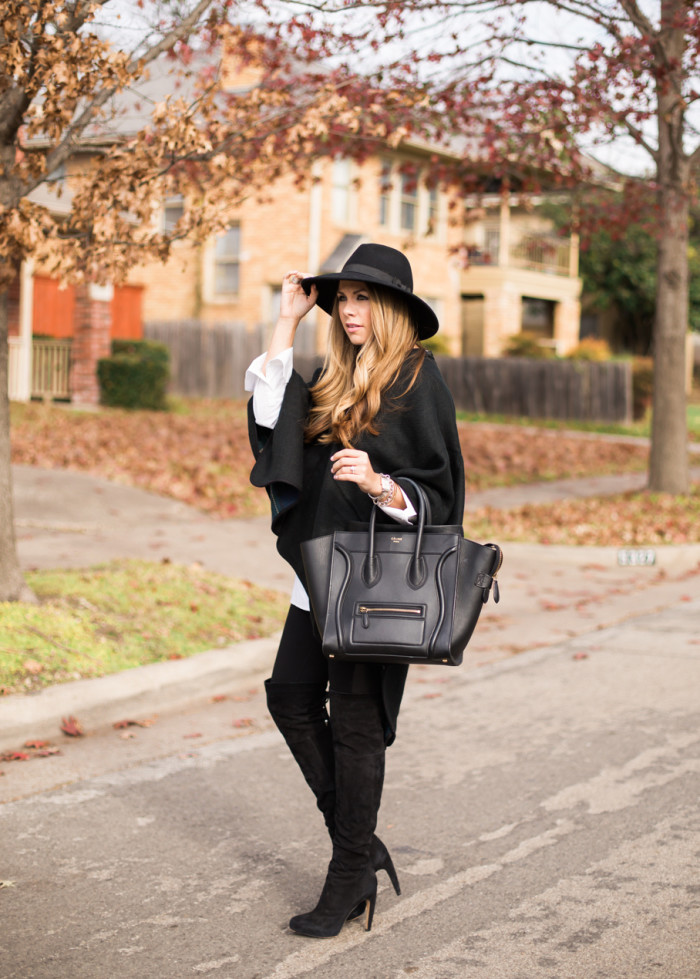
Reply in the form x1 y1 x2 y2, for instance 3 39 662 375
631 356 654 421
98 339 170 410
422 333 452 356
503 333 555 359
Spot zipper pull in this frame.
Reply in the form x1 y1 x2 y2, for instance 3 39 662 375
493 579 500 604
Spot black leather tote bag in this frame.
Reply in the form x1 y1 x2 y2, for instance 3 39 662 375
300 479 502 667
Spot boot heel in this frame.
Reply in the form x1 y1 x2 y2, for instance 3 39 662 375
372 836 401 896
379 850 401 896
365 886 377 932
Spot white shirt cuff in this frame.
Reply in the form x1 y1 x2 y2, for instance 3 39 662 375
245 348 294 429
378 494 417 524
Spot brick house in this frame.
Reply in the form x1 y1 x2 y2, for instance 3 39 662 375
136 147 581 359
8 57 582 404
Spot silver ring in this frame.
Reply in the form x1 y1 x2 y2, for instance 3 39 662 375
351 466 356 474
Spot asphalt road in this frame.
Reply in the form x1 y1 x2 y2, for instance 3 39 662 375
2 594 699 979
4 462 700 977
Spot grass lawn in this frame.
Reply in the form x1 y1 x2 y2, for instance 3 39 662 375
457 400 700 441
0 559 287 696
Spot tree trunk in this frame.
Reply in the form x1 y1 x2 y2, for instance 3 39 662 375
0 289 35 602
648 2 690 494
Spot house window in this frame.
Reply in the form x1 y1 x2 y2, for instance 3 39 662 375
332 158 352 225
163 196 185 234
379 159 392 227
400 173 418 232
213 224 241 295
427 186 439 233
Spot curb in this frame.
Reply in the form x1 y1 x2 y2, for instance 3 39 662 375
0 635 279 753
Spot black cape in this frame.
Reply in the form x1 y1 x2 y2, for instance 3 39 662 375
248 350 465 743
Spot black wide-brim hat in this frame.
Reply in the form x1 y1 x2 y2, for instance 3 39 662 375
301 243 439 340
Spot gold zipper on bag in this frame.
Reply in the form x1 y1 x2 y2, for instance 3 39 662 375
357 605 423 628
358 606 422 615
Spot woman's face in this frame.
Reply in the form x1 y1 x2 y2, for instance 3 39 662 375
337 280 373 346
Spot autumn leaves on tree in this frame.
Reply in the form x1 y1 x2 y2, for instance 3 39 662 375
1 0 699 599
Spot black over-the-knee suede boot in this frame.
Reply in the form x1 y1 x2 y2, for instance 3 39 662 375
288 691 389 938
265 680 400 898
265 679 336 834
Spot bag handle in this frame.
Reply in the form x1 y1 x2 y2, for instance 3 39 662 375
365 477 430 586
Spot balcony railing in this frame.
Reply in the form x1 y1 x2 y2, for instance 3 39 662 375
465 234 572 277
8 338 72 401
511 235 571 276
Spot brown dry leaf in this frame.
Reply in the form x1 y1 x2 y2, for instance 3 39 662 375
232 718 254 728
24 739 49 749
113 717 156 729
60 716 84 737
23 659 43 675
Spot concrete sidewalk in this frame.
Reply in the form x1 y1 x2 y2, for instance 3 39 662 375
3 462 699 754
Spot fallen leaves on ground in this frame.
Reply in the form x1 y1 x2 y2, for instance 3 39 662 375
459 425 648 490
10 401 650 518
466 486 700 546
60 716 84 737
0 742 62 762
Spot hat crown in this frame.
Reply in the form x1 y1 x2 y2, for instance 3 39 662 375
301 240 439 339
341 244 414 294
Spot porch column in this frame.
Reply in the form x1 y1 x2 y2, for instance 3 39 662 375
569 230 580 278
15 259 34 402
70 282 113 406
498 192 511 268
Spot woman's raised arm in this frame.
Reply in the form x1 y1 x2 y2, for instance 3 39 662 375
262 271 318 372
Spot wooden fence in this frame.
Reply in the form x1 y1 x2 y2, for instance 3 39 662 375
144 322 633 422
144 320 266 399
297 353 633 423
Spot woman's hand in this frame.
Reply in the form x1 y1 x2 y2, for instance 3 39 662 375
330 448 404 512
262 271 318 371
279 271 317 323
331 449 380 495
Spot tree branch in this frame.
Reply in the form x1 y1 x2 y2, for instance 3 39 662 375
43 0 219 179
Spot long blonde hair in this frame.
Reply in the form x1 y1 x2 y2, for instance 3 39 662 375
305 284 425 446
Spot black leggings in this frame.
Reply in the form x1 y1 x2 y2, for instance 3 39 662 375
271 605 382 698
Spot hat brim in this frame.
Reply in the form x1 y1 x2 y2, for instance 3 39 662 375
301 272 439 341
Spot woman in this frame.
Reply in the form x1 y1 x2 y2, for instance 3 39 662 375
246 243 465 938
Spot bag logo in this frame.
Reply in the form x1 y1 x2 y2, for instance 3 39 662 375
391 536 402 543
